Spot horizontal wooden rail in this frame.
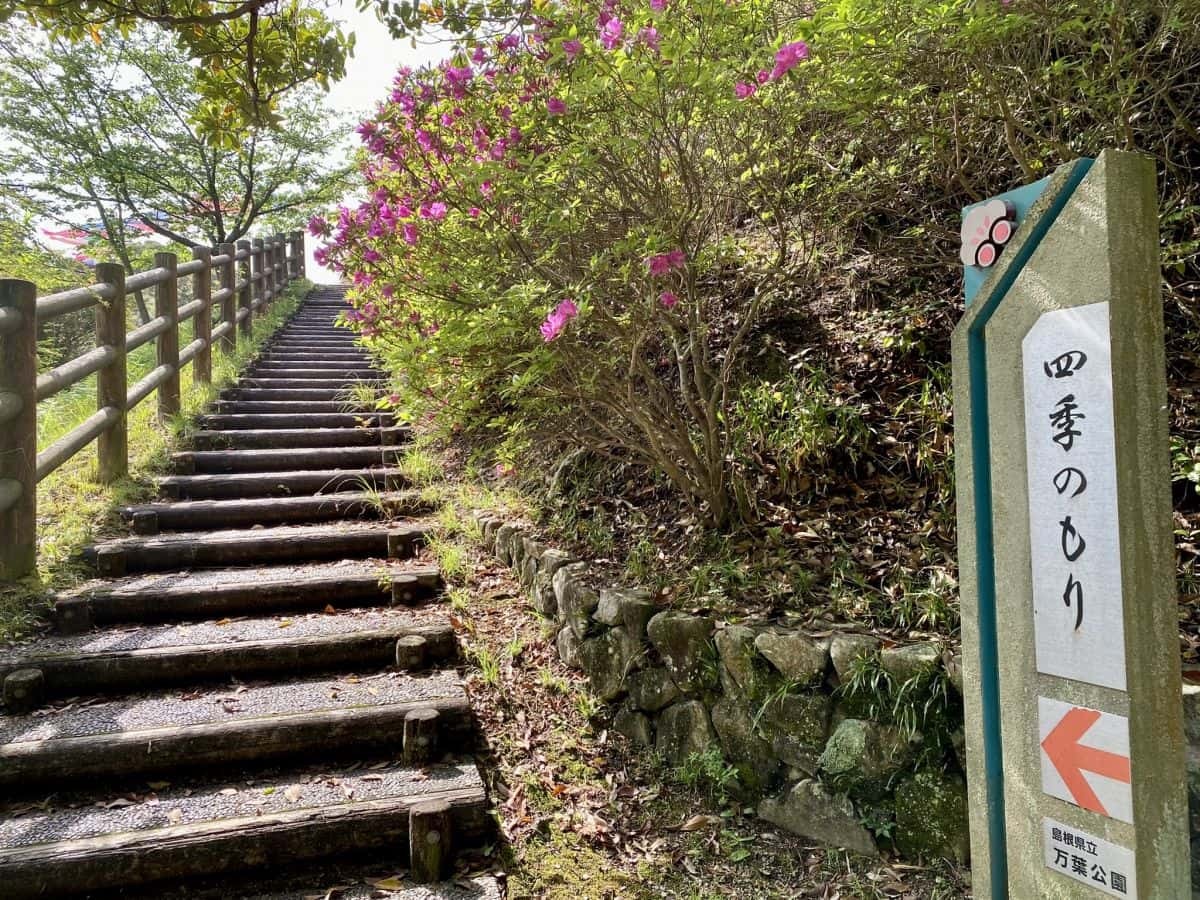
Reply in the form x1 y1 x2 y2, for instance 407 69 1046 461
0 230 308 581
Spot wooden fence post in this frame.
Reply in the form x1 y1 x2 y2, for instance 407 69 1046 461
0 279 37 581
155 252 180 421
192 246 213 385
237 239 252 340
274 233 286 295
296 231 306 279
95 263 127 484
251 237 265 321
218 242 236 354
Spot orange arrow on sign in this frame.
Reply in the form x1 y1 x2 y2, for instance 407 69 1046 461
1040 706 1132 817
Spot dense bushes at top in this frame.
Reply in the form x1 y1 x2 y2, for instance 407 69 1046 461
318 0 1200 531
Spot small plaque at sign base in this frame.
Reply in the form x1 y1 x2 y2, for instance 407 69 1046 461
1043 817 1136 897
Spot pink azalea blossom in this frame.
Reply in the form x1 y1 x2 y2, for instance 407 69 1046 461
546 97 567 115
768 40 809 81
650 0 667 10
540 298 579 341
600 17 623 50
420 201 448 221
388 393 401 405
756 69 770 84
659 291 679 309
645 249 687 276
307 215 328 237
468 207 481 218
403 223 419 246
734 81 757 99
563 39 583 60
638 26 660 51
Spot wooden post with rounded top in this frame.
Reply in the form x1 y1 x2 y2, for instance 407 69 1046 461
94 263 127 483
0 279 37 581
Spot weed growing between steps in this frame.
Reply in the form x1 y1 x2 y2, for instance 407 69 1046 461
425 484 969 898
0 281 312 642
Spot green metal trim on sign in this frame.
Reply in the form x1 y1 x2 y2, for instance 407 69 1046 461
961 157 1093 898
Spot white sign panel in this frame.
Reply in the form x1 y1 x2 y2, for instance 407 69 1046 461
1043 817 1137 897
1022 301 1126 691
1038 697 1132 823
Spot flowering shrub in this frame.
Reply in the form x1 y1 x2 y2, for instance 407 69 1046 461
320 0 1200 529
319 0 819 525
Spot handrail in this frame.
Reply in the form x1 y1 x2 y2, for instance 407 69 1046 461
0 230 308 580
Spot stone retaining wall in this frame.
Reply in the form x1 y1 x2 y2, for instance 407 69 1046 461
474 512 1200 881
473 513 971 862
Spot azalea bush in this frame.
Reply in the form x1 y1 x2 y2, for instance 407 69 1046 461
320 0 1200 535
319 0 825 526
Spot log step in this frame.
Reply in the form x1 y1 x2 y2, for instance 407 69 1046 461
172 446 405 475
120 491 428 533
158 467 408 500
190 427 408 451
221 388 358 402
0 761 488 899
0 607 455 698
0 670 474 788
211 400 373 414
55 562 441 625
197 413 395 430
82 522 426 574
233 378 385 390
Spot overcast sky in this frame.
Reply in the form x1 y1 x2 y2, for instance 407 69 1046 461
306 3 450 281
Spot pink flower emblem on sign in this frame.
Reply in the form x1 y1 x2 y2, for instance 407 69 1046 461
960 199 1017 268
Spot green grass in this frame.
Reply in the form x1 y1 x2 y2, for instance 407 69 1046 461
0 280 313 642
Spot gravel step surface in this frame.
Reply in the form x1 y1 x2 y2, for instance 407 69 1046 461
0 761 482 851
119 491 426 532
189 427 409 450
157 467 408 500
2 605 450 664
0 669 466 745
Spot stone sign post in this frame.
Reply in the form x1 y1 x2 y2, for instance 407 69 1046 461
951 150 1189 898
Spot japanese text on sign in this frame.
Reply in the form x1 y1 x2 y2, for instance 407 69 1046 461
1043 817 1136 897
1022 302 1126 691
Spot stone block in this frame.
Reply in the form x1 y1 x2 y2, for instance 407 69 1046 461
711 695 781 790
556 625 582 669
595 587 655 639
715 625 774 701
494 524 519 565
893 769 970 863
578 626 642 700
656 700 716 766
627 667 680 713
554 563 598 640
614 705 654 748
758 691 832 775
532 570 558 619
647 612 717 694
879 642 941 684
539 548 576 579
758 779 877 856
819 718 918 800
754 630 829 685
829 634 881 681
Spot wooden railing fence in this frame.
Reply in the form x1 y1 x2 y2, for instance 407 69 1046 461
0 231 308 581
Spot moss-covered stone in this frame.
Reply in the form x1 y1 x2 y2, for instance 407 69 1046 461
754 630 828 685
656 699 716 766
829 634 880 682
554 563 598 640
758 779 877 856
818 718 917 800
758 690 832 775
893 769 970 863
627 667 680 712
578 625 642 700
614 705 654 748
647 612 717 694
710 695 781 792
879 642 941 684
714 624 774 701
